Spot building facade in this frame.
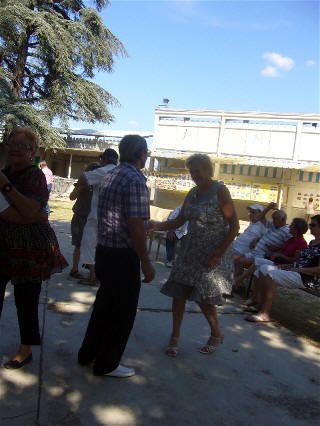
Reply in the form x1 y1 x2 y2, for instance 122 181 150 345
149 108 320 221
39 130 153 179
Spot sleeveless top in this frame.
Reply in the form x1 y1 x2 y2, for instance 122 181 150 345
164 181 233 299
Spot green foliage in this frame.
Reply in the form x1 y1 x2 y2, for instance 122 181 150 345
0 0 126 148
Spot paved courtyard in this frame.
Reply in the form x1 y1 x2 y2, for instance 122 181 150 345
0 220 319 426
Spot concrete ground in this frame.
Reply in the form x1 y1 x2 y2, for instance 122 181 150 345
0 220 320 426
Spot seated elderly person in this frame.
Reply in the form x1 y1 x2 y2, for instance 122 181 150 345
234 203 291 282
244 214 320 323
236 217 308 284
233 204 265 275
242 217 308 304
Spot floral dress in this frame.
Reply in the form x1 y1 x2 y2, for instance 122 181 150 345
161 181 233 305
295 242 320 295
0 165 67 284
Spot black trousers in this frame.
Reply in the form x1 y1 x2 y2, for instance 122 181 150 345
0 277 42 345
78 245 141 375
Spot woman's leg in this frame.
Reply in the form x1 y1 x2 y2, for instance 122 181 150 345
198 303 222 338
71 246 81 273
234 264 256 287
257 275 276 320
251 276 264 306
89 264 96 282
166 298 186 354
171 298 186 337
198 303 223 353
12 281 42 361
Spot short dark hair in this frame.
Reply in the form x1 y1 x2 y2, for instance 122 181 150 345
119 134 148 163
100 148 119 164
291 218 308 235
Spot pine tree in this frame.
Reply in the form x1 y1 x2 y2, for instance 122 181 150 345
0 0 126 148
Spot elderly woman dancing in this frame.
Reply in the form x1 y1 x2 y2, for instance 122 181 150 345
0 128 67 369
149 154 239 356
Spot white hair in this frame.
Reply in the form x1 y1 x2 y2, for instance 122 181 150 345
274 209 287 221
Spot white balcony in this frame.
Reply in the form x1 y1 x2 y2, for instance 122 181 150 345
152 109 320 171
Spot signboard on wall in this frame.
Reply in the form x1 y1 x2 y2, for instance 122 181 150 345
150 175 279 202
291 189 320 209
224 182 279 202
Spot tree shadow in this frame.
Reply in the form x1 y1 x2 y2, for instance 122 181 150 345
1 217 320 425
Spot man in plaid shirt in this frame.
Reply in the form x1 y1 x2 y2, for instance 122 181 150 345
78 135 155 378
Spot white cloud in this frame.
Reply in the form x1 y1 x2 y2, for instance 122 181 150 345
263 52 294 71
261 66 280 78
128 120 138 127
305 59 316 66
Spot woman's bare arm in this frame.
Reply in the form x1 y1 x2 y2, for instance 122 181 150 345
0 206 48 224
216 184 240 253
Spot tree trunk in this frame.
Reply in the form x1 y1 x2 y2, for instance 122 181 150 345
13 28 32 98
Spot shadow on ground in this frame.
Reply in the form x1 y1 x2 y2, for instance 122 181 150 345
1 219 320 426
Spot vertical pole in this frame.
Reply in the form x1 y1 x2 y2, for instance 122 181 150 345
213 161 220 180
217 115 225 157
149 157 155 173
293 121 302 161
277 168 285 209
67 153 73 178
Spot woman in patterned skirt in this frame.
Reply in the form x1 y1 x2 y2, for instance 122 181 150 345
149 154 239 356
0 128 67 369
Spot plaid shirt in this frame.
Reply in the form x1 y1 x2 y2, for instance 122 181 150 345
97 163 150 248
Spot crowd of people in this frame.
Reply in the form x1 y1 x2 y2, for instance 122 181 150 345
0 128 319 378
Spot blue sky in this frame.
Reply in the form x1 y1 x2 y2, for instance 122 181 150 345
71 0 319 131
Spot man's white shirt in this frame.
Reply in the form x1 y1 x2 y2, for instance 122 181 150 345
84 164 116 221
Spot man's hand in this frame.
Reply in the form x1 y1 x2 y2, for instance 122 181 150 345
277 264 292 271
146 220 161 234
270 252 282 261
141 259 155 283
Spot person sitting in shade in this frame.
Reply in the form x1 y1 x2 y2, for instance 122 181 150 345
242 217 308 312
234 203 291 284
244 215 320 323
165 206 188 268
233 204 265 275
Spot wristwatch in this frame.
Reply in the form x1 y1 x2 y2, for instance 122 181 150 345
1 183 13 193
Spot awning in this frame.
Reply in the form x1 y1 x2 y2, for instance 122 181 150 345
151 150 320 172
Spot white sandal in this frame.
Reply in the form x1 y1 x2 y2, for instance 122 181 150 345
165 336 179 357
199 335 224 354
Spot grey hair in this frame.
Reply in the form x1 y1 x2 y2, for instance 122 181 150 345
275 209 287 221
185 154 213 177
119 134 147 163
